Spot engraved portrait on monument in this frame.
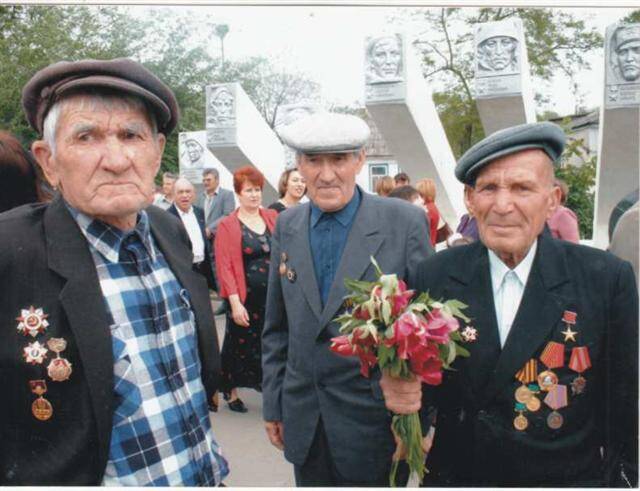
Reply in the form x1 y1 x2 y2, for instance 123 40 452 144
605 23 640 108
206 84 236 127
179 131 210 183
475 20 520 76
365 34 404 84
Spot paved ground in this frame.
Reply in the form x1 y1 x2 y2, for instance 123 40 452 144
209 304 295 487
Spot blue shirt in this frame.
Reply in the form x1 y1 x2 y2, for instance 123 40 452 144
68 205 228 486
309 188 361 306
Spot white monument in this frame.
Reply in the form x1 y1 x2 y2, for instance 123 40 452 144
178 131 235 198
205 83 283 203
473 18 536 135
593 23 640 248
364 33 465 225
274 102 323 170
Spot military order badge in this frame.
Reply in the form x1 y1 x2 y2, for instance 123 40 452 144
47 338 73 382
23 341 48 365
16 306 49 337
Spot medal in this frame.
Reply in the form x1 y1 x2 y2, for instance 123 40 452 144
280 252 288 263
561 325 578 342
16 306 49 337
568 346 591 395
22 341 48 365
562 310 577 325
537 370 558 391
29 380 53 421
46 337 73 382
286 268 297 283
515 385 533 403
543 384 568 430
461 326 478 342
547 411 564 429
514 413 528 431
278 262 287 276
526 396 541 412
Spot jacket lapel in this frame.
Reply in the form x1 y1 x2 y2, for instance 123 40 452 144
44 195 114 467
284 204 323 321
318 192 384 332
448 242 502 401
483 235 570 404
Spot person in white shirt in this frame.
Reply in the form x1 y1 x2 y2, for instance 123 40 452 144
168 177 215 290
153 171 177 210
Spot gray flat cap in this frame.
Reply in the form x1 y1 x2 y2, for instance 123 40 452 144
455 122 566 184
22 58 180 136
278 112 370 154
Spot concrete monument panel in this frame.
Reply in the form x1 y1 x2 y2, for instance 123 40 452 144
605 23 640 108
206 83 237 146
365 34 406 103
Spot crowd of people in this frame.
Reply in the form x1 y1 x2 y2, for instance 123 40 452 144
0 56 637 488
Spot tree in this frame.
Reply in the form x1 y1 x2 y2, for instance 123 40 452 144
406 8 603 157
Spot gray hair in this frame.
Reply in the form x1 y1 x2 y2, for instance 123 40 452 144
203 168 219 179
42 91 159 155
173 176 195 192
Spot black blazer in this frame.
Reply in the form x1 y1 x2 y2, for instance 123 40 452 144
167 204 216 290
0 195 221 485
415 233 638 487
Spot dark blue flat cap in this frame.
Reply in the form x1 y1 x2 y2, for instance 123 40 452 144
455 122 566 184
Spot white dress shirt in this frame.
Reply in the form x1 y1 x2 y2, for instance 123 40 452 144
488 240 537 347
177 206 205 264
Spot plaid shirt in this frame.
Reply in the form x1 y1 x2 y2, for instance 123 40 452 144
69 205 228 486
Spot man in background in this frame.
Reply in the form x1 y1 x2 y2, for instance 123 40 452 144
153 171 177 210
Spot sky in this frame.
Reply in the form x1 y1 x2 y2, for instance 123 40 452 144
156 4 638 117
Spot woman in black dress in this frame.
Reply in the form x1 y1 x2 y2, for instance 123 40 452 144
267 167 306 213
215 166 278 412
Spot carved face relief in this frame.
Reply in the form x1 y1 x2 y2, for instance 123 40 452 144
477 35 518 73
366 35 403 84
207 86 235 126
184 139 204 164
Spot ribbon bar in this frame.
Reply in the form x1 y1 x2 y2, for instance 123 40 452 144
540 341 565 369
568 346 591 374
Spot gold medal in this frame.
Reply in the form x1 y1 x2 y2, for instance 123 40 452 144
525 396 541 412
278 262 287 276
29 380 52 421
537 370 558 391
514 413 528 431
46 338 72 382
515 385 533 403
547 411 563 429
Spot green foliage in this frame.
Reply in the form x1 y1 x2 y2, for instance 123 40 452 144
0 5 318 180
555 135 597 239
622 10 640 23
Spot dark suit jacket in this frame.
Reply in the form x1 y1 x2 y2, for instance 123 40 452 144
262 190 433 483
167 204 216 291
0 195 221 485
415 233 638 487
196 187 235 235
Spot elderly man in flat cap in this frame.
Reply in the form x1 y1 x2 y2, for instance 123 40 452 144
0 59 227 485
262 112 433 486
414 122 638 486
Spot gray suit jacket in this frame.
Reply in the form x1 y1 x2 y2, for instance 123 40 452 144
262 190 433 482
197 187 235 235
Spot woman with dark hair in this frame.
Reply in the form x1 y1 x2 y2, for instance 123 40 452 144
0 131 51 212
214 165 278 412
268 167 306 213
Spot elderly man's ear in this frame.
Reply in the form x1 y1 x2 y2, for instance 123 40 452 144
31 140 59 189
546 184 562 219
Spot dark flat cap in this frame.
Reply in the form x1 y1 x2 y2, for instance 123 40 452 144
455 122 566 184
22 58 179 135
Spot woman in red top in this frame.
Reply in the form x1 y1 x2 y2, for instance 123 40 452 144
416 178 442 247
214 166 278 412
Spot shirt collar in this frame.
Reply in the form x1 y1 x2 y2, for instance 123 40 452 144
488 239 538 292
66 202 156 264
177 206 193 217
310 187 361 228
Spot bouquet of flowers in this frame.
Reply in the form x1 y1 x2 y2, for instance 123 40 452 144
330 257 471 486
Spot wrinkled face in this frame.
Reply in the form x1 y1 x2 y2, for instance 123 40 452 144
371 37 401 77
285 170 306 200
465 149 560 265
174 180 195 213
185 140 203 162
33 96 165 226
210 89 234 122
479 36 517 71
162 176 176 196
616 40 640 81
298 151 365 212
237 180 262 211
202 173 219 193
